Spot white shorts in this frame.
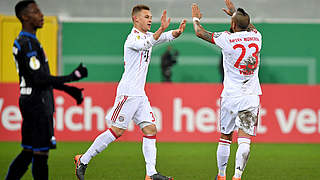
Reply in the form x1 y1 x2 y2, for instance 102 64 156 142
219 95 260 136
105 95 156 130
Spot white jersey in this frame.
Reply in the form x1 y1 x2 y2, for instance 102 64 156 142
116 27 175 96
213 30 262 97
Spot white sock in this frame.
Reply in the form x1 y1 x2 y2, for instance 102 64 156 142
81 129 117 165
142 135 157 176
234 138 251 178
217 138 231 176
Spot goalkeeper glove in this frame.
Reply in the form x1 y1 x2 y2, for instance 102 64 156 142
71 63 88 81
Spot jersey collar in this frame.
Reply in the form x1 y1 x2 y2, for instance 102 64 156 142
132 27 148 35
19 31 37 40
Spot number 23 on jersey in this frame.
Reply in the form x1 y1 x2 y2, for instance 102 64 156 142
233 43 259 73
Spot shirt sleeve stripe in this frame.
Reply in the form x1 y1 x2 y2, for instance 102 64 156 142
211 32 215 44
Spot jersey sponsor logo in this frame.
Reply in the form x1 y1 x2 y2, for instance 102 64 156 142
29 56 40 70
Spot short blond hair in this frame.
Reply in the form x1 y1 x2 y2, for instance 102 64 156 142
132 4 150 19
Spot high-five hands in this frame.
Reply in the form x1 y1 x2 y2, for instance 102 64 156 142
192 3 202 19
172 19 187 38
160 10 171 31
153 10 172 40
179 19 187 32
222 0 236 16
156 10 186 39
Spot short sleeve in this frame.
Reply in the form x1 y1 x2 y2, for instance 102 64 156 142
212 31 230 49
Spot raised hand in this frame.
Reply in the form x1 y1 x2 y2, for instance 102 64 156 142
72 63 88 81
179 19 187 32
222 0 236 16
172 19 187 38
160 10 171 31
192 3 202 19
192 3 214 43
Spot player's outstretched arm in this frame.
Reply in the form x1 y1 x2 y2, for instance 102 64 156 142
31 62 88 86
172 19 187 38
153 10 171 40
192 3 214 43
127 11 183 50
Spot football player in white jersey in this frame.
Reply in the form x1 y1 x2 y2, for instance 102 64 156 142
192 0 262 180
74 4 186 180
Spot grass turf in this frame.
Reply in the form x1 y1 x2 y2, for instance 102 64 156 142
0 142 319 180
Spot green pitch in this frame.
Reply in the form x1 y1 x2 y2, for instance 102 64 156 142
0 142 319 180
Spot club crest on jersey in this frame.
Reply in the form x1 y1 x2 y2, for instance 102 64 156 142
118 115 125 122
29 56 40 70
137 35 140 40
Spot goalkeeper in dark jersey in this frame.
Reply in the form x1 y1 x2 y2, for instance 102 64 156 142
5 1 88 179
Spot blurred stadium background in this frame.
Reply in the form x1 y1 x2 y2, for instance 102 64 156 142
1 0 320 83
1 0 320 179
